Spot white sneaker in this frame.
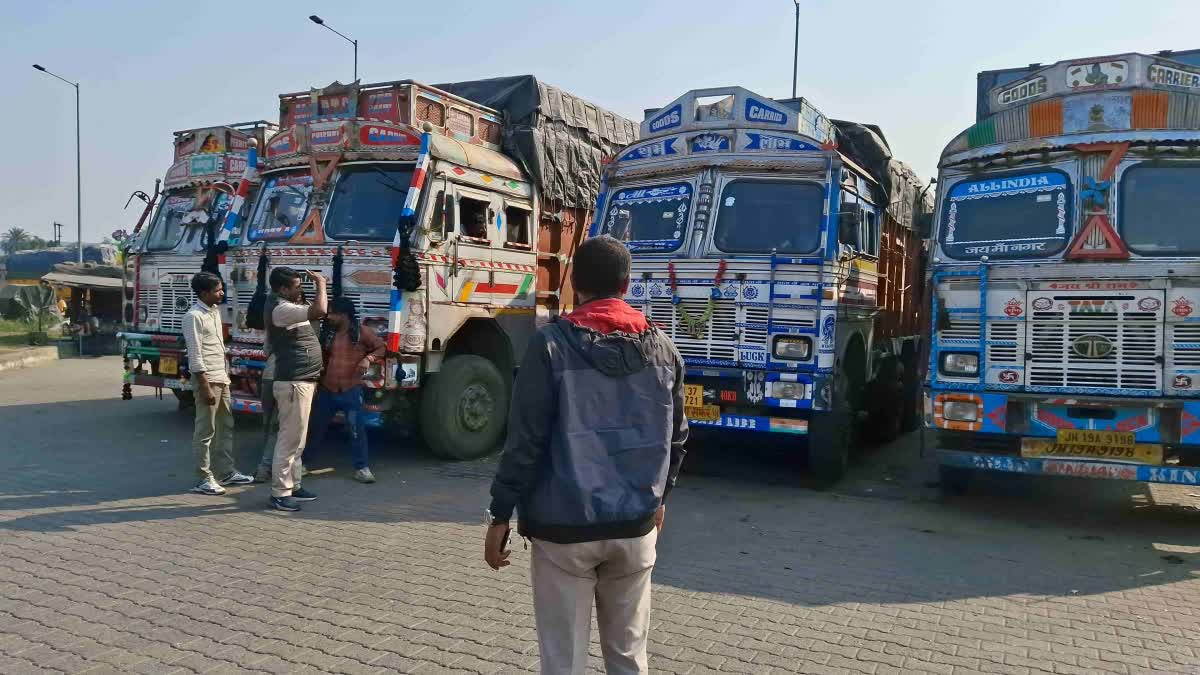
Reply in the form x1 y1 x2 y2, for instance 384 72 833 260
219 471 254 486
191 479 226 495
353 467 376 484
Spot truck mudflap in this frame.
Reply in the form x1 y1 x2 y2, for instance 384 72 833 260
938 450 1200 486
685 369 812 435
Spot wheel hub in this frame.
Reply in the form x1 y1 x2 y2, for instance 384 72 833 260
457 382 495 432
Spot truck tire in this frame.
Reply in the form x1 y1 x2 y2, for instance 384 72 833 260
809 371 856 484
420 355 510 460
900 355 921 433
938 465 971 496
868 358 904 443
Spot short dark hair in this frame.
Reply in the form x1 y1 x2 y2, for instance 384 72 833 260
572 235 631 298
191 272 222 296
269 266 301 292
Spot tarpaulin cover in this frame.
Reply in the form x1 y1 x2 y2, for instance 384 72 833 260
436 76 638 209
832 120 932 231
2 245 116 281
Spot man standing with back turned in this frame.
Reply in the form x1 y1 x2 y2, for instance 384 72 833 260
484 236 688 674
266 267 327 512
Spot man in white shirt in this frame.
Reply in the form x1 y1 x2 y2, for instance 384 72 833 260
182 272 253 495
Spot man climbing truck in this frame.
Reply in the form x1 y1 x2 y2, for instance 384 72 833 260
927 50 1200 494
222 76 635 459
594 87 932 481
120 122 274 405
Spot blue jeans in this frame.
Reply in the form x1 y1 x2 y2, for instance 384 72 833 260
305 386 369 470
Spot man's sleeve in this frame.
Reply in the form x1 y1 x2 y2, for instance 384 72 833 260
664 346 689 501
182 311 206 375
488 330 555 522
272 301 309 327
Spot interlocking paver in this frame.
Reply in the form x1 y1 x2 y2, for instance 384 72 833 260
2 357 1200 674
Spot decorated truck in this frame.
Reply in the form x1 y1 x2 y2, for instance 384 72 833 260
592 87 932 481
120 121 275 403
927 50 1200 493
222 76 635 458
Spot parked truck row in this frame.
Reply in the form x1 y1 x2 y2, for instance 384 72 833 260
121 49 1200 495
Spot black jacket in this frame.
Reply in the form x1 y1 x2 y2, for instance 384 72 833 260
489 298 688 544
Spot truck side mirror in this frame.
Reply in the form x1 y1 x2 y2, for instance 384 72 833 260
916 213 933 239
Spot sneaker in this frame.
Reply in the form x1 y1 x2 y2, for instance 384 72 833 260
353 467 376 484
219 471 254 486
270 496 300 512
253 465 271 483
291 487 318 502
191 479 226 496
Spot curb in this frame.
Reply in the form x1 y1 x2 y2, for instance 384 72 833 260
0 346 59 373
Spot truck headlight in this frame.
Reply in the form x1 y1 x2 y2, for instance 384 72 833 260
772 336 812 361
770 381 806 399
940 352 979 377
943 400 979 422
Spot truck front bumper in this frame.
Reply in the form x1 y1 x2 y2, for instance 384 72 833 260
684 368 814 435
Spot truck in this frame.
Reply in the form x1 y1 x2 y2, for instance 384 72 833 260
222 76 635 458
592 87 933 481
120 121 275 404
927 50 1200 493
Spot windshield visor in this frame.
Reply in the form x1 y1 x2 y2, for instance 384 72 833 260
600 182 692 252
248 174 313 242
941 171 1071 259
325 166 414 240
1120 164 1200 255
713 180 824 254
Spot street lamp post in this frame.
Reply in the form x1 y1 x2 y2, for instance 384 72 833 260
309 15 358 82
33 64 82 265
792 0 800 99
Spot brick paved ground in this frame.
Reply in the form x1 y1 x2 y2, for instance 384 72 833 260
2 357 1199 674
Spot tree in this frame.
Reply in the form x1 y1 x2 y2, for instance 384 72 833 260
2 227 30 255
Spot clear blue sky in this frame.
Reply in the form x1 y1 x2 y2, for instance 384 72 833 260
4 0 1200 243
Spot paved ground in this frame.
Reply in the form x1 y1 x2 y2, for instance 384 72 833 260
2 357 1199 674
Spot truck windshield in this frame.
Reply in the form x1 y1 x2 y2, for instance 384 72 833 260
1120 164 1200 255
145 195 195 251
713 180 824 254
940 170 1071 260
248 173 313 242
325 166 414 240
599 182 692 252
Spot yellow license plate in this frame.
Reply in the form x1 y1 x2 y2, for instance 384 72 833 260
1022 439 1162 464
686 405 720 422
684 384 704 408
1056 429 1134 447
159 356 178 376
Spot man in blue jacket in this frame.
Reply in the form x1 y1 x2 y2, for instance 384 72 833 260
484 235 688 674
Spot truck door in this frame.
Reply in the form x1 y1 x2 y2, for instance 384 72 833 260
449 186 498 308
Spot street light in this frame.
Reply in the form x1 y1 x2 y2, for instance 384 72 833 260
33 64 83 265
309 15 358 82
791 0 801 99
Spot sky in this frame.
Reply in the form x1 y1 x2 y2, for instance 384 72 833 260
3 0 1200 244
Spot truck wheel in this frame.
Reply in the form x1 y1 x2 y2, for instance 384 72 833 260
868 359 904 443
938 465 971 496
809 371 857 484
420 355 510 460
900 356 921 433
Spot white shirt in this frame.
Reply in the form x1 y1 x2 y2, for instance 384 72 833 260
182 301 229 386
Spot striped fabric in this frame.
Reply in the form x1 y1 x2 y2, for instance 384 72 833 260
387 131 433 352
217 141 259 245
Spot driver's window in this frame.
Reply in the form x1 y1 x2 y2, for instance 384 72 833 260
458 195 491 242
863 208 878 257
839 190 861 250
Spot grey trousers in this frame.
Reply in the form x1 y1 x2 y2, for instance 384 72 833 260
192 382 234 482
530 529 658 675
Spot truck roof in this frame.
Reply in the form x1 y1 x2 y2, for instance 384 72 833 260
944 50 1200 164
164 121 277 190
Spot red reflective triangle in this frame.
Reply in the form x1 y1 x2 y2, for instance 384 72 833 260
1065 214 1129 261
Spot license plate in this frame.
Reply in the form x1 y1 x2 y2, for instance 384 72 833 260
159 356 178 376
686 405 720 422
1022 439 1162 464
684 384 720 421
1056 429 1134 447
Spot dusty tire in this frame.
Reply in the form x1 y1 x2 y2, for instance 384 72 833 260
809 371 857 484
420 355 510 460
938 465 971 496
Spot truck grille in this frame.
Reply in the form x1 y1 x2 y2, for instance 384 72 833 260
647 298 737 361
1026 293 1162 392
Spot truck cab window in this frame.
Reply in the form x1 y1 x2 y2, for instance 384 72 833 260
460 197 490 240
505 206 531 247
864 209 878 256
